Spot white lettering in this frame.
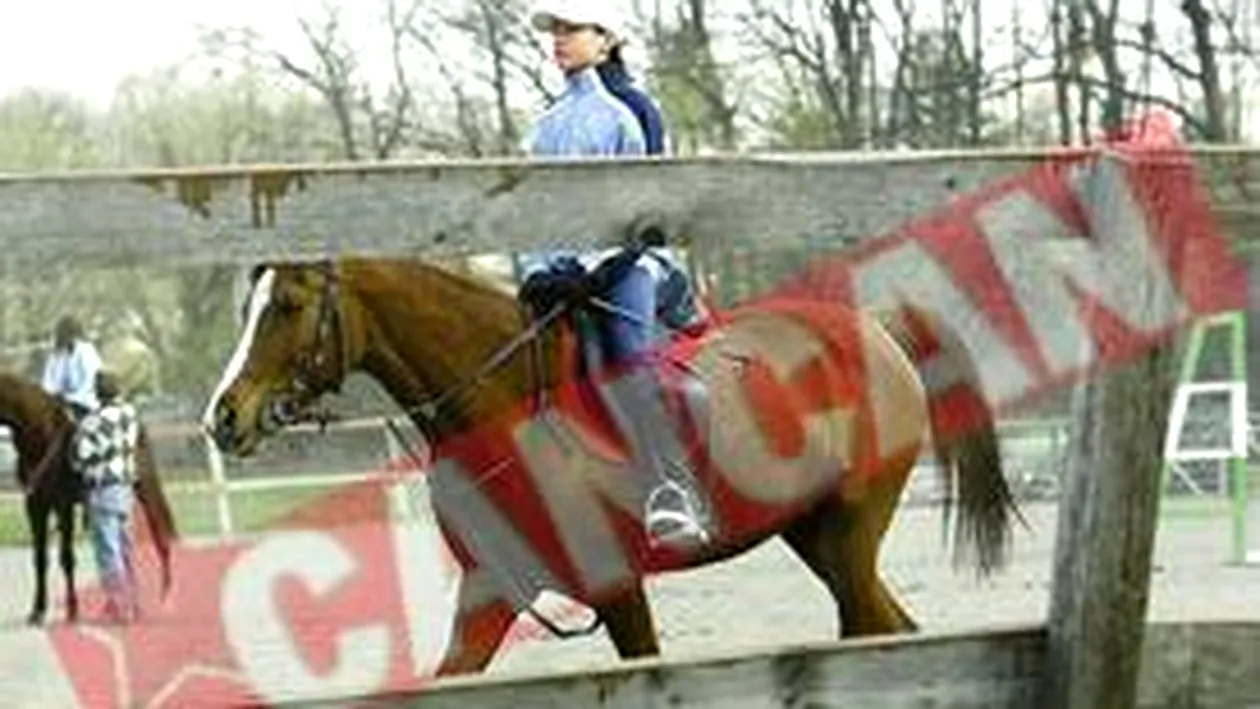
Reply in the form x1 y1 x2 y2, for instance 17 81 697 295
851 240 1034 407
974 158 1189 381
513 410 637 595
1064 158 1191 330
974 190 1099 378
221 530 391 703
390 479 463 679
427 455 566 611
687 313 855 505
860 317 929 460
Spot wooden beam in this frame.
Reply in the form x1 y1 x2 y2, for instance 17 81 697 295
260 622 1260 709
3 144 1258 269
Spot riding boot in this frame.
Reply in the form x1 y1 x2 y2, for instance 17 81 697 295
597 363 711 549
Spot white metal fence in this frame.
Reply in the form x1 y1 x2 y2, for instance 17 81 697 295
0 414 433 541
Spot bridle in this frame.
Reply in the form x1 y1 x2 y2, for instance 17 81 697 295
278 258 524 442
267 259 351 432
281 227 659 443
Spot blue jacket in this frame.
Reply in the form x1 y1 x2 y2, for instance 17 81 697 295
518 66 646 279
517 65 702 340
527 65 645 158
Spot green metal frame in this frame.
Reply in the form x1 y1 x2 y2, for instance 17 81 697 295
1161 310 1250 565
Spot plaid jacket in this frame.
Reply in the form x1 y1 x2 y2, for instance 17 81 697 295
70 401 140 487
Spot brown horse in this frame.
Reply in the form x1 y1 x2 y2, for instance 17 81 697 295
203 256 1018 677
0 372 177 624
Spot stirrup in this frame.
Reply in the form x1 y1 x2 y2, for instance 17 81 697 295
646 509 711 548
645 483 710 548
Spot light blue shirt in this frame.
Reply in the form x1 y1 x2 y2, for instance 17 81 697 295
529 65 646 158
41 339 102 411
518 66 646 280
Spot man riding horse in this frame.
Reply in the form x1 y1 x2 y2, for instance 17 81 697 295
41 315 103 425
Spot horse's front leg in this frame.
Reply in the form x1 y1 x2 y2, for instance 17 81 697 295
24 496 51 625
433 578 517 678
56 502 78 622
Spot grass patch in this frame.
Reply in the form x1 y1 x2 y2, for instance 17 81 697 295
0 484 338 547
1161 494 1248 520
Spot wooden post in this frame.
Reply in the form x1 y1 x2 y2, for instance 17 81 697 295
1037 192 1184 707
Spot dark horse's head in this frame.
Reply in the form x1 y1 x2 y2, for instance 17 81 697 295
204 261 362 456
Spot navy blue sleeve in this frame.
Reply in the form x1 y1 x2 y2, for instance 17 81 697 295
636 93 666 156
600 73 667 156
618 86 665 155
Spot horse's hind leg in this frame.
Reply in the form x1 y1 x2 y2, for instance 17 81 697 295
56 503 78 622
780 456 918 638
24 497 51 625
595 582 660 659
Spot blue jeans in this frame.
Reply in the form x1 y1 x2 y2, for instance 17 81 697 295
599 261 656 365
88 483 136 616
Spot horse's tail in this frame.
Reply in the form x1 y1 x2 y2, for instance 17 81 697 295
134 424 178 598
878 305 1023 576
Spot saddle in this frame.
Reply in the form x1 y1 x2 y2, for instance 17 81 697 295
531 307 713 466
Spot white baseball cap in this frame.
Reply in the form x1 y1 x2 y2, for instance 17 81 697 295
530 1 624 40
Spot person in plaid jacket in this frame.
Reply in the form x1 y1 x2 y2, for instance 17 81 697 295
70 370 140 623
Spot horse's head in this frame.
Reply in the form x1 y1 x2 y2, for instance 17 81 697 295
203 261 359 456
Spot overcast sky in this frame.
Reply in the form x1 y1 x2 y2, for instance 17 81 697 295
2 0 1258 140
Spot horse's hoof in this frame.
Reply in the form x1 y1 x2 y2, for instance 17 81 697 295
26 611 45 626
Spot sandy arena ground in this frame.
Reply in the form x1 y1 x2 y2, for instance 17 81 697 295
0 494 1255 705
486 498 1260 676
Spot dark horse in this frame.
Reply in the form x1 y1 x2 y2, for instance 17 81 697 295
0 372 177 624
204 257 1020 678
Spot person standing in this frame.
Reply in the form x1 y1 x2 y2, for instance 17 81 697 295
70 370 141 623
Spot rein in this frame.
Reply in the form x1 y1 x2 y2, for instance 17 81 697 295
388 240 653 437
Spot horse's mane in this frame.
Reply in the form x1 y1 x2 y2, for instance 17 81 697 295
344 256 528 338
0 371 64 428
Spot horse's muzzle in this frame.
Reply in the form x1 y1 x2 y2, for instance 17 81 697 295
207 404 241 453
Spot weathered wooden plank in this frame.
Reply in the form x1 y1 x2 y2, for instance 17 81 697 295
1135 621 1260 708
2 145 1257 269
270 622 1260 709
1184 622 1260 709
342 625 1049 709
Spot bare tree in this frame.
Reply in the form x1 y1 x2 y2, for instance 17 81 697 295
1181 0 1228 140
741 0 875 148
268 0 418 159
641 0 740 151
434 0 558 156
